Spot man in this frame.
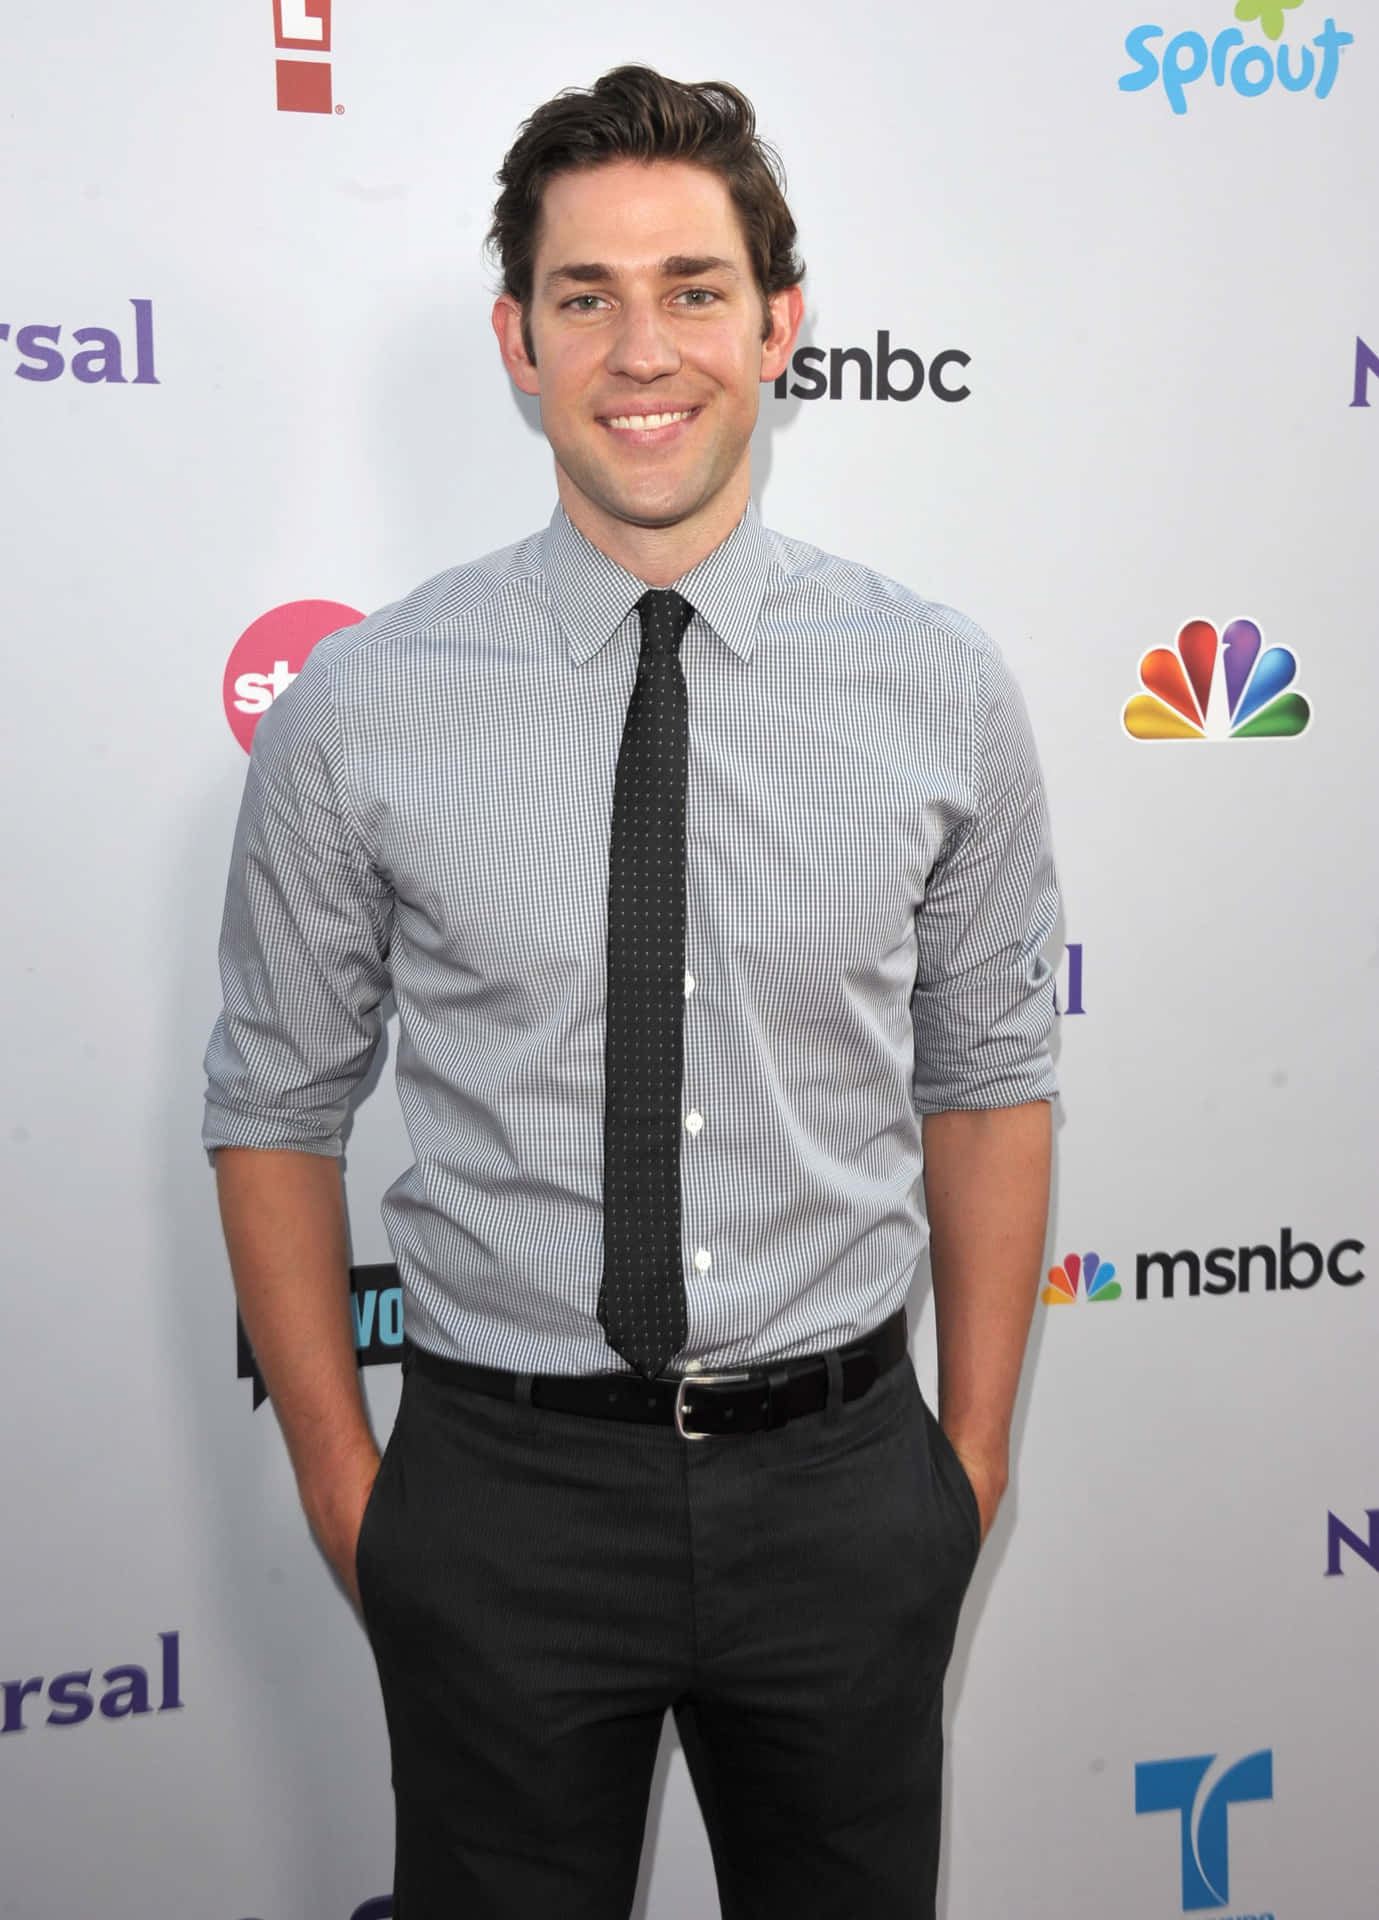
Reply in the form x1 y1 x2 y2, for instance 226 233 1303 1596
205 65 1059 1920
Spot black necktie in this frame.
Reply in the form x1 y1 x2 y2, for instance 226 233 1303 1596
598 588 695 1378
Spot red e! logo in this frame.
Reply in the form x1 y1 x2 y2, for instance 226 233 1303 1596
274 0 334 114
223 599 363 752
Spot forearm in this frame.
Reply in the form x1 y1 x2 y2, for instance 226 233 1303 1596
215 1147 379 1529
921 1101 1052 1519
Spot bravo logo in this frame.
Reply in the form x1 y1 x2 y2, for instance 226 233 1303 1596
223 599 362 752
1120 1 1353 114
239 1263 402 1407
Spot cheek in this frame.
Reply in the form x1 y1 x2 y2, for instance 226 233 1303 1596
704 338 764 409
534 342 596 412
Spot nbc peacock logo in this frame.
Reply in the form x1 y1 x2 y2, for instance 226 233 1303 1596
1122 618 1312 741
1042 1251 1121 1305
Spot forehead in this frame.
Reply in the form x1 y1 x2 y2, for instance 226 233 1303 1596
533 159 750 276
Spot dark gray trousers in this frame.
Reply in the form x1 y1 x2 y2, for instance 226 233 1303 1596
356 1344 981 1919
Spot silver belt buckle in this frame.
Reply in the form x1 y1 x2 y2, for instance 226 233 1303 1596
674 1370 751 1441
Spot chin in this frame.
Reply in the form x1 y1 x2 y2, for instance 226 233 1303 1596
616 468 731 526
615 501 696 530
559 449 723 537
588 484 700 531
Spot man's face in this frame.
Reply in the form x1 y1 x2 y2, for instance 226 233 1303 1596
493 158 801 557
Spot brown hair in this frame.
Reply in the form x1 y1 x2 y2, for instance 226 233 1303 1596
489 65 804 358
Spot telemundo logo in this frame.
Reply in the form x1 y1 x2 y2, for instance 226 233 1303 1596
1120 1 1353 115
1135 1749 1273 1914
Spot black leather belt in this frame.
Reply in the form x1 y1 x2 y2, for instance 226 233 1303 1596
404 1308 908 1440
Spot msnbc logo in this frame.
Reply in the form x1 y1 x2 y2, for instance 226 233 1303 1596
1123 619 1310 741
1043 1251 1121 1305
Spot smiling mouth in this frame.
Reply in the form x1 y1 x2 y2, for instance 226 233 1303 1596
602 408 699 432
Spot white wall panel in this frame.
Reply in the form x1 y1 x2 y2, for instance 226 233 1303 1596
2 2 1375 1914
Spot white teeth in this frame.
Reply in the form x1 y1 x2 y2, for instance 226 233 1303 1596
606 410 693 430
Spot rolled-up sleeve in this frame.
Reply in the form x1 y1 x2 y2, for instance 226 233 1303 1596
910 649 1060 1113
203 663 394 1156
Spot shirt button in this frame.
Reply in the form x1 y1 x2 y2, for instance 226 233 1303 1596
684 971 695 997
684 1110 704 1136
693 1248 712 1273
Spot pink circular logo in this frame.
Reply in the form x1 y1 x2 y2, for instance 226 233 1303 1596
223 599 364 752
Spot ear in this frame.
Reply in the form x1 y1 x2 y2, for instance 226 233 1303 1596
492 294 540 396
760 284 805 385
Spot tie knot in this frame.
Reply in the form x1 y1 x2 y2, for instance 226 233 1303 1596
636 589 694 658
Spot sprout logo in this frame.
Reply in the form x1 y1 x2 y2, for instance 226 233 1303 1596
1122 619 1311 742
1120 0 1354 114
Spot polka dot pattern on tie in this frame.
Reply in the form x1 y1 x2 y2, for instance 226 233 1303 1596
597 588 695 1379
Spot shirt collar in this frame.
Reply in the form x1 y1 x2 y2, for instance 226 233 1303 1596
543 501 771 667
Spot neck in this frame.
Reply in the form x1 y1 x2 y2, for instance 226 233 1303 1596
555 470 751 587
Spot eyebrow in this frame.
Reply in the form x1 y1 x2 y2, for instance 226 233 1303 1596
541 255 742 293
662 255 741 279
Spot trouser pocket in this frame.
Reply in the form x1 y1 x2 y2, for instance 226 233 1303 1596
912 1374 983 1564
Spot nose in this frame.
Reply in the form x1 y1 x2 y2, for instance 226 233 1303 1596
605 295 681 383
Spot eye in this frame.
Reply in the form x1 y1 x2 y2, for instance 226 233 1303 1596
563 293 609 312
675 287 721 307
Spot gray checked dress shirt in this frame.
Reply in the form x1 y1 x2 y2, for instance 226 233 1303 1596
204 504 1060 1373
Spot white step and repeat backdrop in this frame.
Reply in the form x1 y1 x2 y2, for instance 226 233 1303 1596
3 3 1376 1916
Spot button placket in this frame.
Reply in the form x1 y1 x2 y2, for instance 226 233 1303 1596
682 946 704 1284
